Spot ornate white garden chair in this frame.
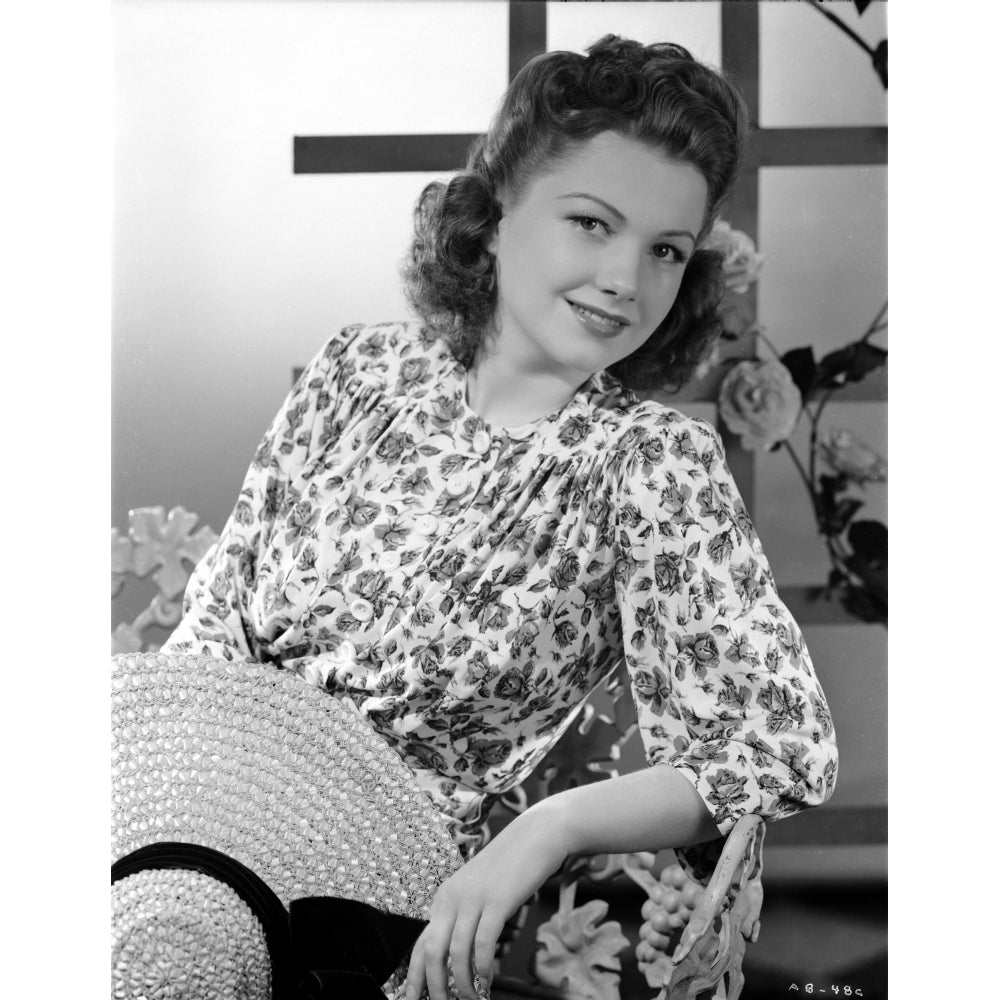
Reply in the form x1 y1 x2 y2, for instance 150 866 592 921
112 505 766 1000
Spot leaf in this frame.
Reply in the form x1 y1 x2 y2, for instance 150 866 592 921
853 0 873 13
780 347 817 400
821 498 864 536
841 582 887 624
816 341 888 388
848 519 887 564
819 473 849 502
872 39 888 89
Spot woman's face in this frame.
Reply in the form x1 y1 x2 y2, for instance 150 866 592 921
486 130 709 382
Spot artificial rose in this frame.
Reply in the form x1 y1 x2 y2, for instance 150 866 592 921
704 220 765 293
718 360 802 450
819 428 887 484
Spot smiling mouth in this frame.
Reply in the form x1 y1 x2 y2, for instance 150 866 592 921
566 300 631 336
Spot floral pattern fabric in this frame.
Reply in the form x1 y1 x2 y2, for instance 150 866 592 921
164 320 837 880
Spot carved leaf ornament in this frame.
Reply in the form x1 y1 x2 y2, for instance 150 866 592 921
534 899 630 1000
111 506 218 653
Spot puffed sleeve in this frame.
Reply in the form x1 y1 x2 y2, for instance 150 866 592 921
613 413 838 882
162 325 364 661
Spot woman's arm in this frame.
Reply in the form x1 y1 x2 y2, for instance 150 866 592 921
163 326 361 661
614 416 838 882
531 759 720 855
405 764 716 1000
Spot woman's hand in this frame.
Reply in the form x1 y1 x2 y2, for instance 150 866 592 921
405 803 571 1000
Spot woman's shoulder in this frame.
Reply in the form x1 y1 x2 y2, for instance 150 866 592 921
587 377 725 472
315 319 455 394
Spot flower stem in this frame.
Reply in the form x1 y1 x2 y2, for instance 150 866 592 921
754 328 782 364
782 440 822 521
861 300 888 344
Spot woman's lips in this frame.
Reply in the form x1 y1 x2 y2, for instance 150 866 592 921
566 300 631 337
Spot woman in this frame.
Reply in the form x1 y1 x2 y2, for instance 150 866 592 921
164 36 838 1000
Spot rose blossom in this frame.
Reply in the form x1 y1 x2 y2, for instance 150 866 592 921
704 220 765 293
718 360 802 450
819 428 887 484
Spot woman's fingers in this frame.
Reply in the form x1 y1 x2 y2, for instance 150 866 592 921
473 911 506 995
404 933 427 1000
420 912 457 1000
406 900 502 1000
448 904 481 1000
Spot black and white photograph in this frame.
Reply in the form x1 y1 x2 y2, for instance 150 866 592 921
106 2 890 999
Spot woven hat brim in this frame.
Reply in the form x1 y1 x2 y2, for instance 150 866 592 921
111 651 463 920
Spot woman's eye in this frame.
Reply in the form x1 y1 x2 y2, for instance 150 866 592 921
571 215 609 235
652 243 689 264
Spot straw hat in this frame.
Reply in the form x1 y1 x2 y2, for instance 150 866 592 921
111 651 464 999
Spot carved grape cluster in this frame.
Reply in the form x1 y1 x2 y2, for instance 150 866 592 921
635 863 704 988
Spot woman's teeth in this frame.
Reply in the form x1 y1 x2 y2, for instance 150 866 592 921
570 302 627 335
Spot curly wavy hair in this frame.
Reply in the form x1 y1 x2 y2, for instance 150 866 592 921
401 35 748 391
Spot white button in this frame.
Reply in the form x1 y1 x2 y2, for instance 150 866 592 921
331 639 357 663
445 473 468 497
414 514 439 536
350 598 374 622
472 430 491 455
381 551 402 571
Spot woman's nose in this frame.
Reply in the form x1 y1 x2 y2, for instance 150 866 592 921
596 245 641 299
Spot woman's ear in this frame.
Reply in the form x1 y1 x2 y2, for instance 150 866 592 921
485 220 501 257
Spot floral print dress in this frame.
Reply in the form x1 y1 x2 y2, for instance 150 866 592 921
164 320 838 881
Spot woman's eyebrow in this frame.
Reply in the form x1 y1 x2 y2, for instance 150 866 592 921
556 192 695 242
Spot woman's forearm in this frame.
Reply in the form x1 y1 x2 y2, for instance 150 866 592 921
522 763 721 859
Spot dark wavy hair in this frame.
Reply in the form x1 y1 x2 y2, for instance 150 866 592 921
401 35 748 391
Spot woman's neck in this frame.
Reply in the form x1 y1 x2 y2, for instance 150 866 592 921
465 346 590 429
